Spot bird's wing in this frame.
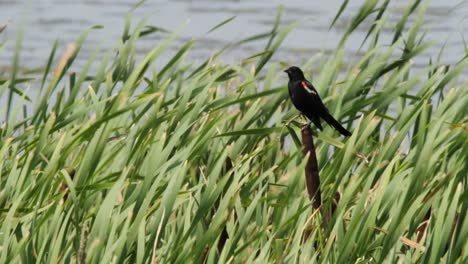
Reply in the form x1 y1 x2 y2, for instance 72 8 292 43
300 81 318 95
301 80 330 114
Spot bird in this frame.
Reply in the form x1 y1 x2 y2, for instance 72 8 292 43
284 66 351 137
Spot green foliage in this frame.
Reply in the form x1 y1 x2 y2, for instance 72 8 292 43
0 1 466 263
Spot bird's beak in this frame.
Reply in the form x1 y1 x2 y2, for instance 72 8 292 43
284 69 288 74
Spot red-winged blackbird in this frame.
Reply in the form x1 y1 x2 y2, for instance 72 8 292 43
285 66 351 137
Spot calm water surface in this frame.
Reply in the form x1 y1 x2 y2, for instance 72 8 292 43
0 0 466 74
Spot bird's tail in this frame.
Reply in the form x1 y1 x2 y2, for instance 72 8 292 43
323 113 351 137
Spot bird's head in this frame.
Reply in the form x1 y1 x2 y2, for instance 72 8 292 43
284 66 305 81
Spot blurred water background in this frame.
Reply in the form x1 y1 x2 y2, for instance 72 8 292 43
0 0 466 75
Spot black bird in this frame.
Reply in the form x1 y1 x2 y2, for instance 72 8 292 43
284 66 351 137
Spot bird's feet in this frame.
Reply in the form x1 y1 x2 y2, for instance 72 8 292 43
301 122 316 136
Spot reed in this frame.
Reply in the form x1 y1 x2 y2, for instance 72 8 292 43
0 1 466 263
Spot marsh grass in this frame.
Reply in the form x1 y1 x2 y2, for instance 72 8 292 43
0 0 467 263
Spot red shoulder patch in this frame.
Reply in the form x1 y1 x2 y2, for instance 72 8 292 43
301 81 316 94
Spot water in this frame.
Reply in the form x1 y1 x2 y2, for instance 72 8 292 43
0 0 466 74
